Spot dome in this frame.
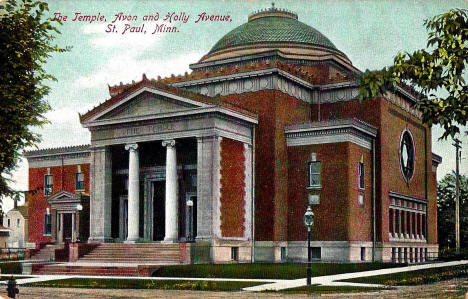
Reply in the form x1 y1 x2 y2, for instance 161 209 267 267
196 6 351 66
209 9 337 54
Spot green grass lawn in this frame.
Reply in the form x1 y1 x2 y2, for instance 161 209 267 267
28 278 263 291
151 263 404 279
340 264 468 286
270 284 388 294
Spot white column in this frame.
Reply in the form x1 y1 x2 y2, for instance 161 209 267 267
162 139 178 242
59 213 63 244
125 143 140 242
71 213 76 242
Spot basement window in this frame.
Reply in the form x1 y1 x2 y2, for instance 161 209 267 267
231 247 239 261
281 247 287 261
310 247 321 260
361 247 366 261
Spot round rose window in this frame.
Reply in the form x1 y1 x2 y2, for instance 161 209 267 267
399 130 415 182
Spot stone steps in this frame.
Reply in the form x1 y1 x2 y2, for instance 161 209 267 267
78 243 182 264
31 243 184 276
30 245 61 261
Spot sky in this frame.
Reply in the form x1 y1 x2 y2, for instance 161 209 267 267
5 0 468 210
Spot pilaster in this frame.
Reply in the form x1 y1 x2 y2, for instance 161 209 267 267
88 146 113 243
196 136 219 241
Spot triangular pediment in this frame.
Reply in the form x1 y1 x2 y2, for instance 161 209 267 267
96 87 207 122
47 190 78 204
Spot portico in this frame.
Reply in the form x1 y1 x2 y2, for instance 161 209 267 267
80 83 257 246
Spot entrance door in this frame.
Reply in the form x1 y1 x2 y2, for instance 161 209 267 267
152 181 165 241
186 195 197 242
63 213 72 243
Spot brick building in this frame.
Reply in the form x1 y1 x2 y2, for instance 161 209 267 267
24 6 441 264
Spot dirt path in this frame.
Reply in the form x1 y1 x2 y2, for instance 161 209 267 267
12 278 468 299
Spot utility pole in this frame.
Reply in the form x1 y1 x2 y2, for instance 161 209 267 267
453 138 461 254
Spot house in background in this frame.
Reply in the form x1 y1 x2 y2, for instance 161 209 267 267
0 226 9 248
3 200 28 249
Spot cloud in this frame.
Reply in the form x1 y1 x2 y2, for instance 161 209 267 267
75 23 204 90
45 107 81 124
73 51 203 89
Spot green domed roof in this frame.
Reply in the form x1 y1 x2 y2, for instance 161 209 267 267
208 9 337 54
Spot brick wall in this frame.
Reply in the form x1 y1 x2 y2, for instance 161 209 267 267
219 138 245 237
28 164 90 246
220 90 310 241
315 97 436 244
287 143 350 241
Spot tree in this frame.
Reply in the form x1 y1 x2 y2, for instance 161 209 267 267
0 0 65 197
358 8 468 140
437 173 468 249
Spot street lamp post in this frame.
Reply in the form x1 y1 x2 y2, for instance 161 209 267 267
303 205 314 286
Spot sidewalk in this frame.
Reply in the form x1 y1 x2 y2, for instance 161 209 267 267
0 260 466 292
0 273 285 285
242 260 468 291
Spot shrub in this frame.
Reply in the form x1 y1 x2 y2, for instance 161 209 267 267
0 262 22 274
438 248 468 261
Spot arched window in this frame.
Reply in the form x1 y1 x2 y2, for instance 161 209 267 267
399 130 415 182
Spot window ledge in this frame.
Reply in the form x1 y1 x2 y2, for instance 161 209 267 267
307 186 322 190
43 234 51 237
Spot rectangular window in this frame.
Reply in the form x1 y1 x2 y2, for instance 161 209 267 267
400 211 406 237
231 247 239 261
16 219 20 228
308 161 321 187
406 212 410 236
44 214 51 235
389 209 394 235
75 172 85 190
416 213 420 236
360 247 366 261
422 215 426 238
44 174 53 196
358 162 365 189
395 210 400 236
7 219 10 228
310 247 321 260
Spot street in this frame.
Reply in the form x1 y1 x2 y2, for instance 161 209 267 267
11 277 468 299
